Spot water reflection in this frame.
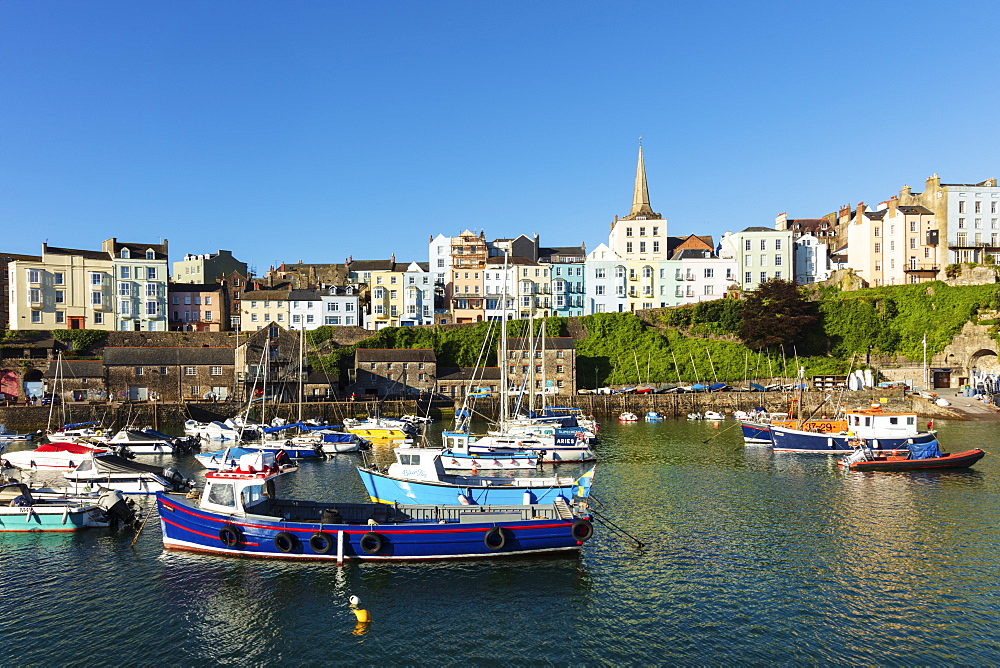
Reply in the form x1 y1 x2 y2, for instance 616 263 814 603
2 417 1000 664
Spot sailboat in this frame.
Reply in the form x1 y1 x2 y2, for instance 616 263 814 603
460 275 597 464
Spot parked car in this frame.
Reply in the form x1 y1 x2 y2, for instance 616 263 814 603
41 393 61 405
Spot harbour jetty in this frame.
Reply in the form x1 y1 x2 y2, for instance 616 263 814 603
1 388 983 432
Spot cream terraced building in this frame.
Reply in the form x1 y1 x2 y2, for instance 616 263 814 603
8 238 169 331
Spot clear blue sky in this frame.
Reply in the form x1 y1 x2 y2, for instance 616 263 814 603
3 1 999 273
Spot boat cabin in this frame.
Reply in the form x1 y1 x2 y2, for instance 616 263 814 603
0 483 34 506
390 446 447 481
844 405 920 439
200 452 284 515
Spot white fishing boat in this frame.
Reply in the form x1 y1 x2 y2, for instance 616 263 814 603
63 454 193 495
2 441 109 471
437 431 540 470
104 429 179 455
184 419 242 441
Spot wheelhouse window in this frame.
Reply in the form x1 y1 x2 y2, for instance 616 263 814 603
206 482 235 507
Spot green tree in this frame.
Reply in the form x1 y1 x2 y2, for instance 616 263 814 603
737 279 818 350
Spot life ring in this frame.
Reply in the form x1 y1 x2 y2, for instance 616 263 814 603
360 531 384 554
219 524 242 548
309 532 334 554
571 519 594 542
273 531 296 553
484 527 508 551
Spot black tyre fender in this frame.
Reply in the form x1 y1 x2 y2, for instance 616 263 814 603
219 524 242 548
484 526 508 551
360 531 384 554
273 531 297 553
309 531 334 554
571 518 594 542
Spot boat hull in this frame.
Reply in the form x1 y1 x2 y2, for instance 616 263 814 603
847 449 986 471
0 505 109 532
357 468 579 506
157 494 588 561
740 422 772 444
771 426 937 454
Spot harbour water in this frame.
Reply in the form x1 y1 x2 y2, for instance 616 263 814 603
2 418 1000 664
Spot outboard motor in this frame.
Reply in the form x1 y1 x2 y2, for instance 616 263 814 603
163 466 188 490
97 489 140 530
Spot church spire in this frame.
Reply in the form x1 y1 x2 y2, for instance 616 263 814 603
622 142 661 221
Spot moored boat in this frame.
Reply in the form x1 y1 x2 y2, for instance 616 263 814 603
156 452 595 561
0 483 139 532
0 424 36 445
357 445 594 506
770 404 933 454
104 429 179 455
2 441 109 471
342 417 416 440
839 438 986 471
619 412 639 423
438 431 540 470
63 454 193 495
644 411 664 422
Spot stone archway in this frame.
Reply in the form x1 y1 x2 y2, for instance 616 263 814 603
23 367 44 400
969 348 1000 374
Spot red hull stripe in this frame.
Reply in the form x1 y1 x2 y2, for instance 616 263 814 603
161 516 260 546
160 497 572 534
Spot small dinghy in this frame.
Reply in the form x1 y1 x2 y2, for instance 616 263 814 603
619 412 639 423
839 438 986 472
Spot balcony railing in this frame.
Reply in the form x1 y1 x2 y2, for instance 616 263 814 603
903 264 940 273
948 241 1000 250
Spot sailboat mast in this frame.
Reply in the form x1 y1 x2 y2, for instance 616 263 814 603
499 252 510 429
47 351 60 431
540 315 547 410
527 309 535 415
298 327 304 423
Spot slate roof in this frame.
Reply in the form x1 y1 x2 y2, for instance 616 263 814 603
43 245 109 262
355 348 437 363
671 248 719 260
306 371 340 384
241 288 292 300
436 367 502 381
347 260 394 271
898 205 934 215
740 226 777 233
112 241 168 260
103 347 235 366
46 360 104 377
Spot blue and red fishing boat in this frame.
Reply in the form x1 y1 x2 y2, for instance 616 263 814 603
770 404 935 454
156 452 594 561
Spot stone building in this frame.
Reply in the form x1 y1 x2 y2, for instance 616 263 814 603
436 366 502 401
172 250 247 284
103 346 235 402
349 349 437 397
168 283 228 332
502 337 576 397
46 359 106 403
234 324 303 403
